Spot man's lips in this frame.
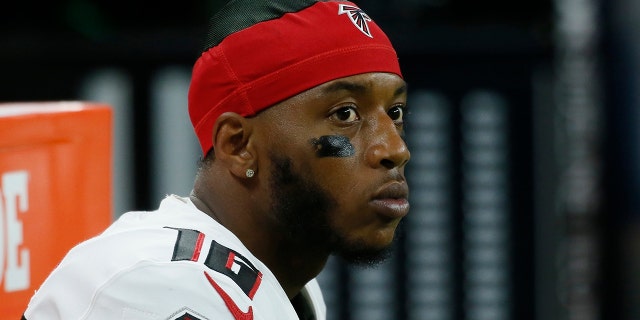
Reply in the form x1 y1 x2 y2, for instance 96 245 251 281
370 182 410 219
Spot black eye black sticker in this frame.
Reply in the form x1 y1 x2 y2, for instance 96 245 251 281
310 135 355 158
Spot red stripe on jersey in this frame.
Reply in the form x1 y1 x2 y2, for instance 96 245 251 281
205 271 254 320
192 232 206 261
247 272 262 299
225 251 236 270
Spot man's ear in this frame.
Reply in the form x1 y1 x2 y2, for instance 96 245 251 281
212 112 256 178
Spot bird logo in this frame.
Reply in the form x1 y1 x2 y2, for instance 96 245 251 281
338 4 373 38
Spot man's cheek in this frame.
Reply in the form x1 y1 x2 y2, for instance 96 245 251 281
310 135 355 158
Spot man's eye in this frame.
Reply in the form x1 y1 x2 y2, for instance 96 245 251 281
333 107 359 122
388 105 405 122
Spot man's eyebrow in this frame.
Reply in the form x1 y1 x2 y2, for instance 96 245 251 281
322 80 408 97
322 81 368 94
394 83 407 97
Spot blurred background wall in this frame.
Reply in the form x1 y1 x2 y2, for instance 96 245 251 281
1 0 638 319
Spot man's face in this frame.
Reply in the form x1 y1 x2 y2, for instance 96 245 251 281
254 72 410 265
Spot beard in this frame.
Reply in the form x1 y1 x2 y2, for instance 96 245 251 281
268 153 396 266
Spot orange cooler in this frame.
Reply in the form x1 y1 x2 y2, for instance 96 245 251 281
0 102 113 318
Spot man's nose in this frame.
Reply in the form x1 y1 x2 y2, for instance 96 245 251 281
364 114 411 170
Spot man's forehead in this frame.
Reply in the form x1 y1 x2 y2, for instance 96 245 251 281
253 73 407 123
318 73 408 96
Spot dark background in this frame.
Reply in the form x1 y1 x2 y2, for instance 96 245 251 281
2 1 638 319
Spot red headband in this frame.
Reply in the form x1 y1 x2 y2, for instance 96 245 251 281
188 1 402 155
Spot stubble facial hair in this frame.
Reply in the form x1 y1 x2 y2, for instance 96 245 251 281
268 153 395 267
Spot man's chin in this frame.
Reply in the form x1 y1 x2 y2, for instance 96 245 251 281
334 243 394 267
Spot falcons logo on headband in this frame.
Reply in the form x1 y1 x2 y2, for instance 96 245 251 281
338 4 373 38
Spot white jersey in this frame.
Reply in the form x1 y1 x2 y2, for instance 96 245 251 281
23 195 326 320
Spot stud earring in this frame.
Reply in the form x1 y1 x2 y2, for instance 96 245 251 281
245 169 255 178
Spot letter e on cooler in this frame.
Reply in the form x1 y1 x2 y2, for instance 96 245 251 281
0 170 30 292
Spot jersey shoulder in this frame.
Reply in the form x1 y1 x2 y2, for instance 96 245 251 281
24 196 326 319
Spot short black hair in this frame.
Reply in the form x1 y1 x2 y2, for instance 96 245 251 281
202 0 318 52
